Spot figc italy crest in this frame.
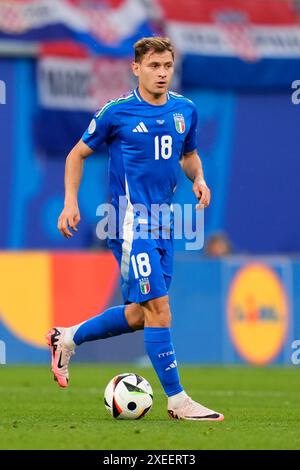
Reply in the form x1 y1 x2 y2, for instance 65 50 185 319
173 113 185 134
140 278 150 295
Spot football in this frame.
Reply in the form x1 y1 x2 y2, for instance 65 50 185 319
104 373 153 419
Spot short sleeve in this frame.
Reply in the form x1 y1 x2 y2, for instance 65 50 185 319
183 105 198 154
81 102 114 150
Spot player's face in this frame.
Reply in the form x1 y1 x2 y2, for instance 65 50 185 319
132 50 174 97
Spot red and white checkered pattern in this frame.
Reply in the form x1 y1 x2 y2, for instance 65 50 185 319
86 10 120 44
220 24 257 62
215 11 258 62
0 2 29 34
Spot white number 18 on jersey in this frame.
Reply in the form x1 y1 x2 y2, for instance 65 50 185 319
131 253 151 279
154 135 172 160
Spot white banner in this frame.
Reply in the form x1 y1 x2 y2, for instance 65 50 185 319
167 22 300 60
38 56 132 111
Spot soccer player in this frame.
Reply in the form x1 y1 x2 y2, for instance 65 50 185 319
46 37 224 421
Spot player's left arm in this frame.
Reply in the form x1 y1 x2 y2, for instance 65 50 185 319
180 149 211 210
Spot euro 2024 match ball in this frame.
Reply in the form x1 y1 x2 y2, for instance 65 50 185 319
104 373 153 419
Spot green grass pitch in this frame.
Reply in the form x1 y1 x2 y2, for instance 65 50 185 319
1 364 300 450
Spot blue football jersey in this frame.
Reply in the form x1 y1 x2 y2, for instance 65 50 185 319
82 88 198 234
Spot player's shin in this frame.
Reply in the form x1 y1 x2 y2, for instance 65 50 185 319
144 327 184 397
68 305 135 346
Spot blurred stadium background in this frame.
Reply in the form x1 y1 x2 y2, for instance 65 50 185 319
0 0 300 370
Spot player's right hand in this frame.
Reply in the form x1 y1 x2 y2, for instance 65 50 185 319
57 205 81 238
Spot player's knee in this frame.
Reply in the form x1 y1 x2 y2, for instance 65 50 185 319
132 311 144 330
125 304 144 330
153 307 171 327
142 298 172 327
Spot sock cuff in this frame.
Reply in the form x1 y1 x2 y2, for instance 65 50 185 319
120 306 134 332
144 327 171 343
111 305 134 332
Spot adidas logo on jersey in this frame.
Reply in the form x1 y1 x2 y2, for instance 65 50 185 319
132 122 148 133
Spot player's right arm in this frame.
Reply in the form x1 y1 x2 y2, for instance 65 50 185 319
58 101 115 238
58 140 94 238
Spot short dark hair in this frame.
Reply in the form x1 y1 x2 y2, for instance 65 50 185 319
134 37 174 63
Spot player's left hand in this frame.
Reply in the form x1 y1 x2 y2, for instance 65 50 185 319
193 178 211 210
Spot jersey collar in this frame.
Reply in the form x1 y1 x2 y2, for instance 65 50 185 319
134 87 170 105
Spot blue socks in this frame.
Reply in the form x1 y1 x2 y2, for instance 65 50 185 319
73 305 134 345
144 327 183 397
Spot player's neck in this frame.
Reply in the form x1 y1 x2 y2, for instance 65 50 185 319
137 86 167 105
